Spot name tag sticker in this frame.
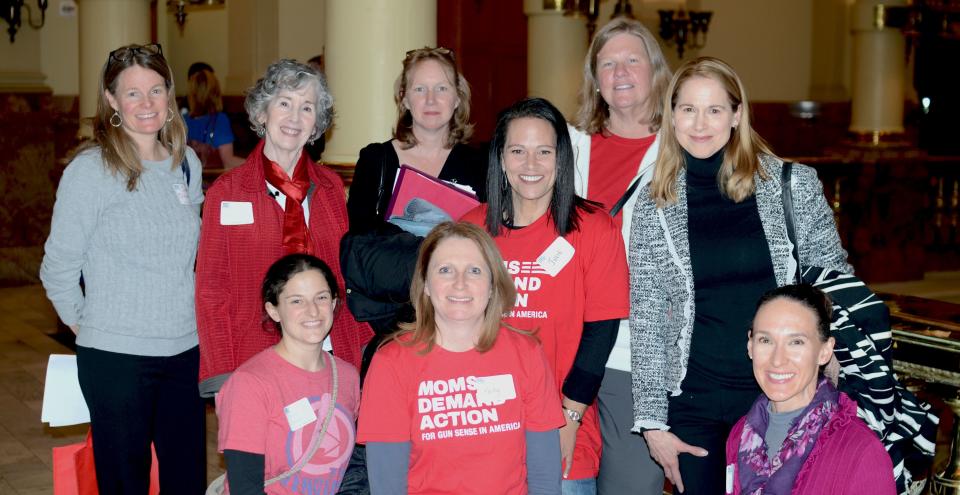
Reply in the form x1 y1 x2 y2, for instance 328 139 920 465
475 374 516 406
172 183 190 205
536 237 575 277
220 201 254 225
283 397 317 432
725 463 734 494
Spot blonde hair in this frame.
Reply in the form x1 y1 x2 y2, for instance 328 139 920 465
394 47 473 149
575 18 672 135
187 69 223 117
391 222 519 354
73 44 187 192
649 57 773 206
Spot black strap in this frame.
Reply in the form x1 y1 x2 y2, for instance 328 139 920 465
180 157 191 186
610 177 640 217
780 161 802 284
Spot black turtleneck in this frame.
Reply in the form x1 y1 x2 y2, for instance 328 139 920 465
684 149 776 389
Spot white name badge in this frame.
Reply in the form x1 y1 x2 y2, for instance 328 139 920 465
475 374 516 406
172 183 190 205
283 397 317 432
725 463 734 494
536 237 575 277
220 201 254 225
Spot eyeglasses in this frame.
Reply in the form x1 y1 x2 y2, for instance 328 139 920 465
109 44 163 63
405 46 456 63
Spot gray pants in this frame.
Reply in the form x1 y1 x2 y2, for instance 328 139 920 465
597 368 665 495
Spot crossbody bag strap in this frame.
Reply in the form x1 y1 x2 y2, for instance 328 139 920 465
374 142 389 219
780 161 802 284
610 176 641 217
181 157 191 186
264 353 339 487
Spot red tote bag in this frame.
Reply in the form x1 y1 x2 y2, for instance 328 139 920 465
53 429 160 495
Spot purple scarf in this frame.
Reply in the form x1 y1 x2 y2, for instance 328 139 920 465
737 379 839 495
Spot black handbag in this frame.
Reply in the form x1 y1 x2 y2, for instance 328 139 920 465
781 161 937 494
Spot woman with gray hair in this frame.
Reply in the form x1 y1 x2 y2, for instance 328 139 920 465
196 59 373 397
568 17 672 494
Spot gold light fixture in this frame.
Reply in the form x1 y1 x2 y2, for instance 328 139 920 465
657 7 712 58
1 0 48 43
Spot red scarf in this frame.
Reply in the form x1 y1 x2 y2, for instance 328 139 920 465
263 150 314 256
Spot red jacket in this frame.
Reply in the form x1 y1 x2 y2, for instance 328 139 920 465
196 141 373 394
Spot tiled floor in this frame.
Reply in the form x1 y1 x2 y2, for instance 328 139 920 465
0 285 223 493
2 272 958 493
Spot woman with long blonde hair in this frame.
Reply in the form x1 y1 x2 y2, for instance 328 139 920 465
40 43 206 493
629 57 850 494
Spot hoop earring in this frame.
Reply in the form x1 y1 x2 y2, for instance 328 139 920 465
110 111 122 128
166 107 175 123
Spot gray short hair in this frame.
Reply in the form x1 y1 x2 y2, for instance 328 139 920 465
244 59 334 142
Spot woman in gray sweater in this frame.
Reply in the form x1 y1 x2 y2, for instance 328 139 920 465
40 44 205 494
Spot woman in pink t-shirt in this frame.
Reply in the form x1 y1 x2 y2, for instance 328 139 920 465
358 222 565 495
215 254 361 494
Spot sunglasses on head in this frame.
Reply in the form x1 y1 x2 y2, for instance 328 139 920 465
405 46 455 63
109 43 163 63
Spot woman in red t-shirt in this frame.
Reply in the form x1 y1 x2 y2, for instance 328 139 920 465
462 97 630 493
358 222 565 495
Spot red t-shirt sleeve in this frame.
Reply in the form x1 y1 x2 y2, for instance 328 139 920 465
216 370 270 455
357 345 412 443
581 213 630 322
520 337 566 432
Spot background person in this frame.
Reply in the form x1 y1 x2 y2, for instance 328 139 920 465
40 43 206 494
216 254 360 495
463 97 629 494
569 18 672 494
725 284 895 494
184 66 244 169
195 59 373 397
358 221 564 495
630 57 851 494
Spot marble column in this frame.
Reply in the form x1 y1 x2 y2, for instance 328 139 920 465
524 0 589 120
323 0 436 165
224 0 279 95
77 0 152 135
849 0 907 138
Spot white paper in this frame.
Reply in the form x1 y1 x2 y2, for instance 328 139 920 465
283 397 317 431
536 237 575 277
220 201 254 225
475 374 517 406
41 355 90 427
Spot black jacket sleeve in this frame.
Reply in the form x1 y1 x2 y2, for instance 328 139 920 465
561 318 619 405
347 142 396 233
224 449 266 495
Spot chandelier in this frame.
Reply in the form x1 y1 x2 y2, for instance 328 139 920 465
657 8 713 58
1 0 48 43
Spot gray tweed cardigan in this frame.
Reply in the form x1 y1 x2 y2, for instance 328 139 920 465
628 154 852 431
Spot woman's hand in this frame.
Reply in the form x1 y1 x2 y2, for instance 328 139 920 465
642 429 707 493
559 414 579 479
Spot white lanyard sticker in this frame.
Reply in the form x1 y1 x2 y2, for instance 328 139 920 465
220 201 254 225
172 183 190 205
283 397 317 432
725 463 735 494
536 236 575 277
475 374 517 406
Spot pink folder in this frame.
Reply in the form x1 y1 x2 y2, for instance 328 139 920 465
385 165 480 221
